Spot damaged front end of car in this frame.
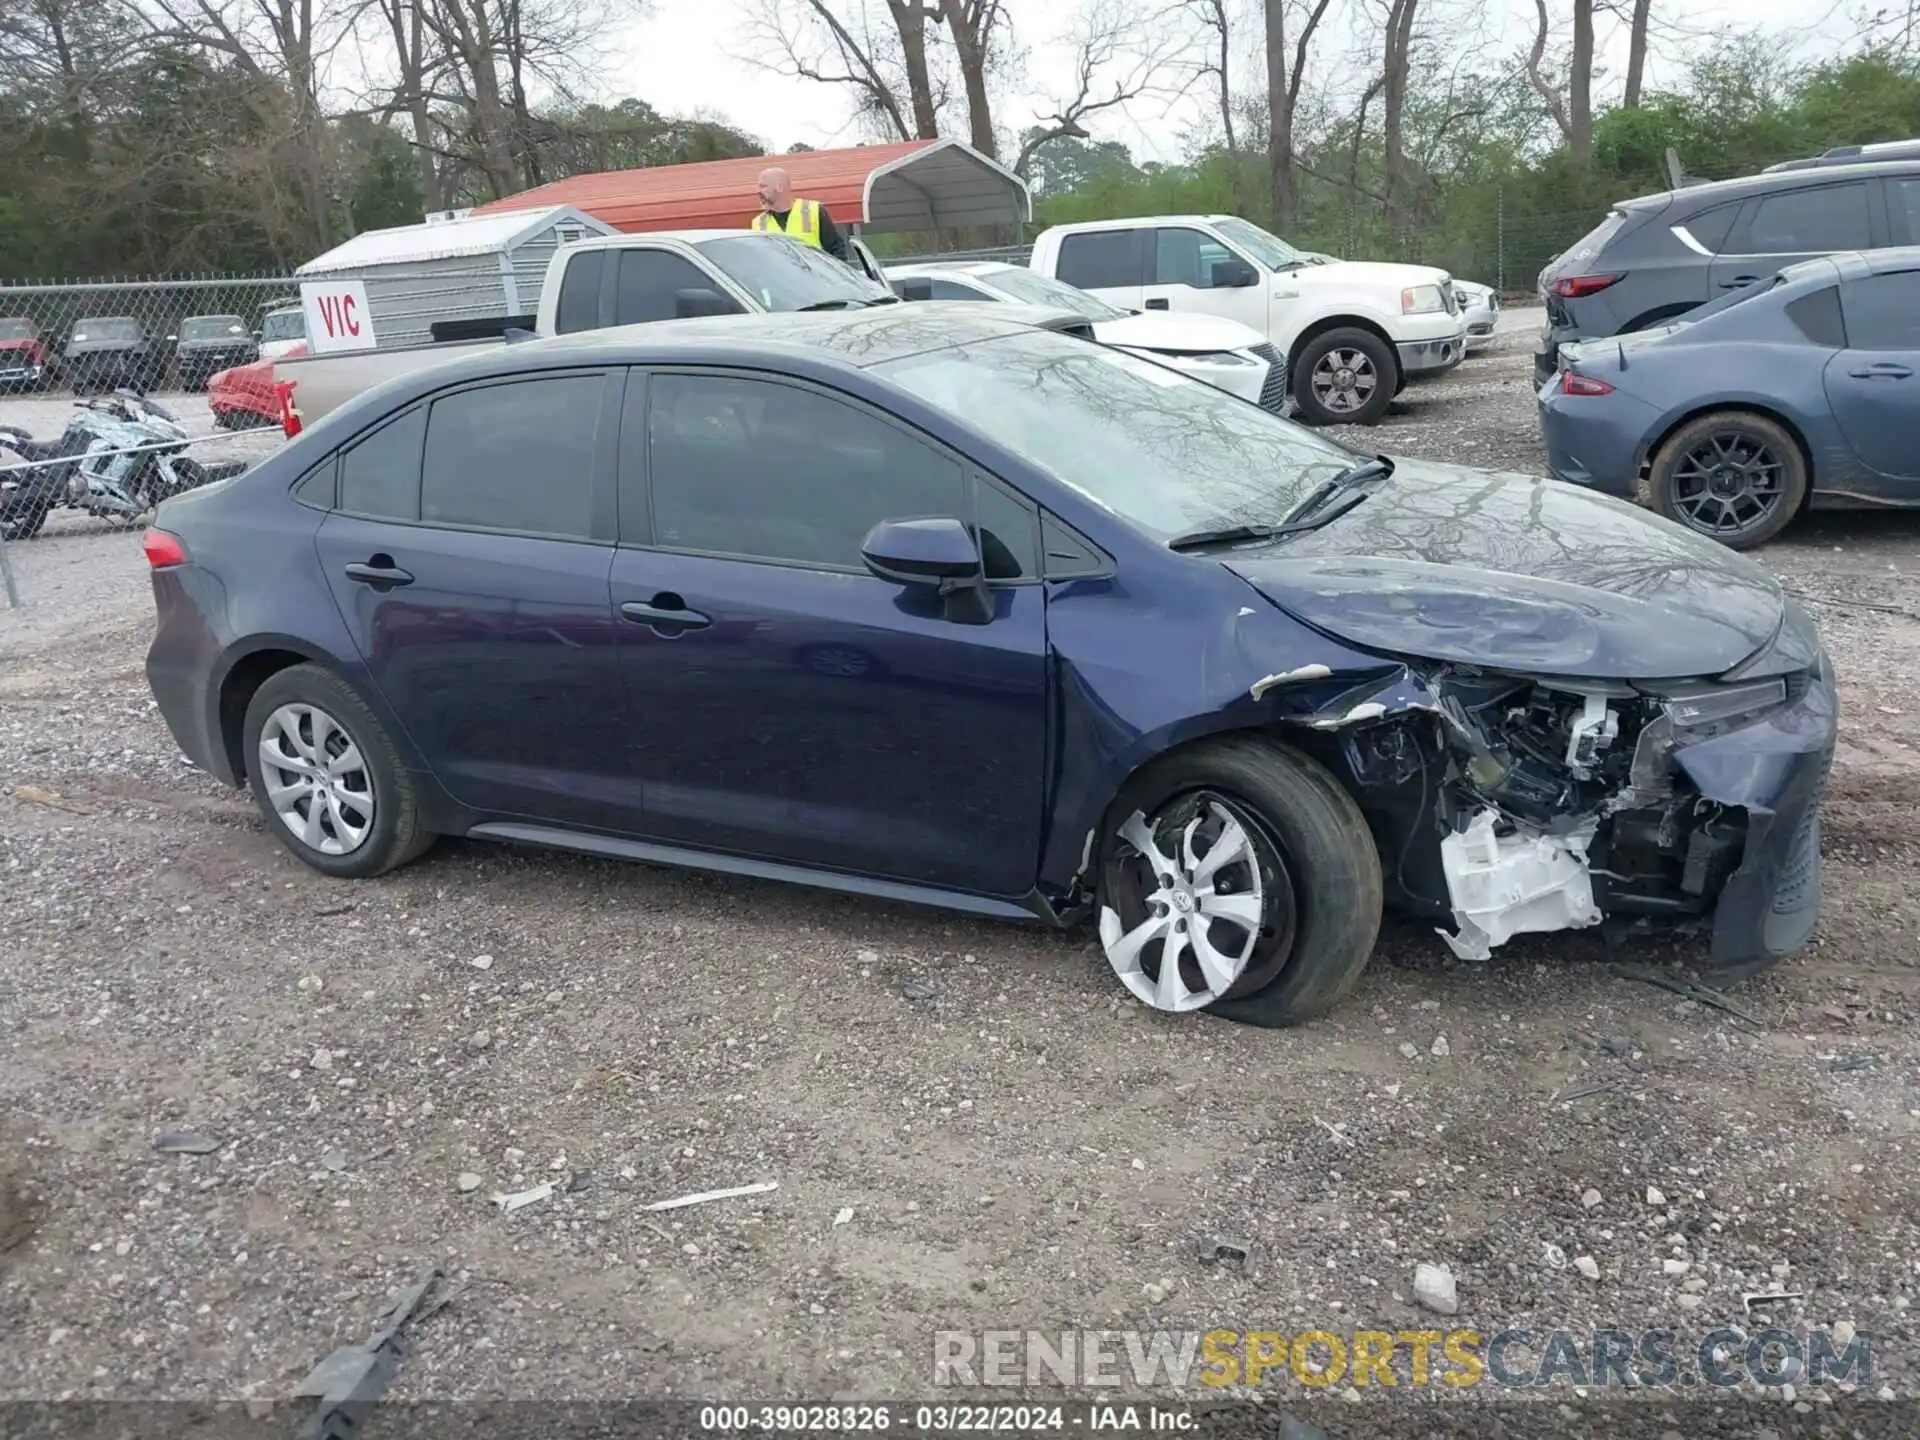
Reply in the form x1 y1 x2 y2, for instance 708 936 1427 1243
1248 612 1835 969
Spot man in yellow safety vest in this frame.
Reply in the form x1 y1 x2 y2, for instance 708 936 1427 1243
752 166 851 261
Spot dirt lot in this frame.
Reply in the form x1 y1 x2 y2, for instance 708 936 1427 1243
3 319 1919 1437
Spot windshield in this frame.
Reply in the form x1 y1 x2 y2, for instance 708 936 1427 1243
261 310 305 341
181 316 247 341
0 319 35 341
977 267 1123 320
73 318 139 342
1212 217 1307 272
694 235 893 311
878 329 1357 539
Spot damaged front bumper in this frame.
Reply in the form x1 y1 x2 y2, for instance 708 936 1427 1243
1256 639 1838 969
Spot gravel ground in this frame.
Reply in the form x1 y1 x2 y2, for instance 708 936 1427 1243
3 319 1920 1437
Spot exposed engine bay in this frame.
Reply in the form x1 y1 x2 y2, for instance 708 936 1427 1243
1282 666 1789 960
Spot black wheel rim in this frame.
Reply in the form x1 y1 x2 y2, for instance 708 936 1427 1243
1099 789 1299 1011
1671 431 1785 538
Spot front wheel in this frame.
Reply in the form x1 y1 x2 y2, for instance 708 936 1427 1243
1095 737 1383 1026
1292 327 1398 426
1643 411 1807 549
242 664 437 879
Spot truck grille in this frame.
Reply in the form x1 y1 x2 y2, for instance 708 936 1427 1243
1250 344 1288 412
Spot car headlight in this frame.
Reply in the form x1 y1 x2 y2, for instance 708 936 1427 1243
1401 285 1446 314
1659 678 1789 730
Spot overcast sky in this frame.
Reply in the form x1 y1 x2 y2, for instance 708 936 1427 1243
603 0 1864 164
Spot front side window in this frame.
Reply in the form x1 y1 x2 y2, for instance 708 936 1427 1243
1152 227 1241 289
615 250 735 326
420 376 604 537
645 374 964 569
1840 270 1920 350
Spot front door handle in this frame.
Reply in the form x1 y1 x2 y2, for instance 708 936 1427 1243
1144 298 1169 310
1720 275 1762 289
1847 362 1914 379
343 558 413 588
621 595 711 633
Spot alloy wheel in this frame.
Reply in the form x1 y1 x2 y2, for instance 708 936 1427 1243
1098 793 1294 1012
1310 349 1379 415
257 702 376 856
1670 432 1785 539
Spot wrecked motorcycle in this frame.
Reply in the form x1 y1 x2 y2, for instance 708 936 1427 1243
0 390 248 540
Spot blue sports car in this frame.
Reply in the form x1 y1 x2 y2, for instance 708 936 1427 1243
143 307 1834 1026
1540 245 1920 548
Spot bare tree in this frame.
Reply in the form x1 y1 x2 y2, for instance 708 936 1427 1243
1184 0 1234 155
1012 0 1191 176
1526 0 1571 143
1380 0 1418 232
1622 0 1651 106
935 0 1004 156
1570 0 1592 160
1262 0 1333 227
738 0 943 141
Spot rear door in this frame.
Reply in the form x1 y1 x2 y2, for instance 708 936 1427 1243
1051 229 1147 311
1826 265 1920 491
1713 179 1876 294
1137 226 1267 330
311 369 640 829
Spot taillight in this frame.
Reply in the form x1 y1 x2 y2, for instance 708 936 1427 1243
142 528 189 568
275 379 302 437
1562 372 1615 397
1549 274 1623 299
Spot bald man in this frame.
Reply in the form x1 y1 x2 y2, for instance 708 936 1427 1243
751 165 851 261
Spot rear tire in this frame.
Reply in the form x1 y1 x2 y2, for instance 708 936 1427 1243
1642 411 1807 549
1095 737 1383 1027
1 492 51 542
1293 327 1398 426
242 664 437 880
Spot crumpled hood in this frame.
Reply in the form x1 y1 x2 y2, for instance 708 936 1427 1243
1227 459 1785 679
1092 310 1268 353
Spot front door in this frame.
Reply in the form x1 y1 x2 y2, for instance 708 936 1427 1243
312 369 640 829
1137 225 1267 330
1826 264 1920 492
610 369 1050 898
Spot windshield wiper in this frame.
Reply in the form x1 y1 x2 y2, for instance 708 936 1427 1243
1166 456 1394 554
796 295 898 312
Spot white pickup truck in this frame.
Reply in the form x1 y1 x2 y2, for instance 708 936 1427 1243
1028 215 1467 425
277 231 961 430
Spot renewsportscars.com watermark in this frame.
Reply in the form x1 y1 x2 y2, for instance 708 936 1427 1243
933 1327 1876 1392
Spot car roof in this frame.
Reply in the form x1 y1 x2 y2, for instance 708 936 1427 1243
565 228 763 250
1765 139 1920 172
1620 157 1920 214
1039 215 1227 234
886 261 1015 279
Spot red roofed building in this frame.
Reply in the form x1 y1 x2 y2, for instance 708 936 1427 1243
471 138 1030 236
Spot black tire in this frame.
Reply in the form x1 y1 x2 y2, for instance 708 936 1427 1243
1 492 51 542
1095 736 1383 1027
1641 411 1807 550
1292 326 1398 426
241 663 436 879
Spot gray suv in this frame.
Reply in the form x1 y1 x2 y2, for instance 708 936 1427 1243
1535 159 1920 383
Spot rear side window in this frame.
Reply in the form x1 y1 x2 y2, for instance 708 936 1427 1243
1677 201 1741 253
1739 183 1871 254
614 250 732 326
1840 270 1920 350
421 376 604 538
338 407 426 519
1554 210 1629 272
1055 231 1145 289
554 251 605 334
1785 285 1847 347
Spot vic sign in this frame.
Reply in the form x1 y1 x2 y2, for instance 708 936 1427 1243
300 281 377 354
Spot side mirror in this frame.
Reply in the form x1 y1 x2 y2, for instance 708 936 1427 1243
861 516 991 623
900 278 935 302
1214 259 1259 288
673 287 741 319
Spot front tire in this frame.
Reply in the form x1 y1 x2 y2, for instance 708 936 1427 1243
242 664 436 879
1293 327 1398 426
1642 411 1807 549
1095 737 1383 1027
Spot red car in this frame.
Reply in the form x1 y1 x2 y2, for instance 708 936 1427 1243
208 342 306 429
0 317 49 390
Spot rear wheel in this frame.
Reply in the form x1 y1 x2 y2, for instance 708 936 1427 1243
1293 327 1398 426
1095 737 1383 1026
242 664 436 879
1643 411 1807 549
1 491 50 542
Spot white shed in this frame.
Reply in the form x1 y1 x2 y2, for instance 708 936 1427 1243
295 205 617 349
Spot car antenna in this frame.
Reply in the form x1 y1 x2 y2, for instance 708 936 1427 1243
1617 339 1627 370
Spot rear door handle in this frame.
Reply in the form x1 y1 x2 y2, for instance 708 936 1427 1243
1848 362 1914 379
621 596 711 633
1144 298 1169 310
343 559 413 588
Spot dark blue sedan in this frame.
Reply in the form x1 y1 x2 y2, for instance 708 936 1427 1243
143 307 1836 1025
1540 246 1920 547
